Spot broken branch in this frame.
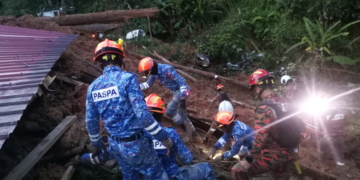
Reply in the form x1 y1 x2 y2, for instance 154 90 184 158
127 51 247 88
38 8 160 26
153 51 197 82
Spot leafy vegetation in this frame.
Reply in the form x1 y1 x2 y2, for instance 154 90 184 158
286 18 360 65
1 0 360 72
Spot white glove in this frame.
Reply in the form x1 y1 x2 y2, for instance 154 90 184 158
140 83 149 90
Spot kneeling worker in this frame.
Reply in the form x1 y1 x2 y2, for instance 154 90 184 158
81 94 216 180
208 111 254 160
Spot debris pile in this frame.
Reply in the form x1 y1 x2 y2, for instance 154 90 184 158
0 13 359 180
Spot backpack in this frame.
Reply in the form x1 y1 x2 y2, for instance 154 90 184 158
256 102 306 149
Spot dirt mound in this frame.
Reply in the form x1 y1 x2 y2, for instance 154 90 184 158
2 14 359 180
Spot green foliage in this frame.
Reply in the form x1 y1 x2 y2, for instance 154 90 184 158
196 0 305 68
286 18 360 65
157 0 233 38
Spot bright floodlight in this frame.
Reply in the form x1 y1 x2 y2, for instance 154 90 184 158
301 96 329 115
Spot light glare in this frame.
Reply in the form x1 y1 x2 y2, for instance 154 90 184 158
301 96 329 115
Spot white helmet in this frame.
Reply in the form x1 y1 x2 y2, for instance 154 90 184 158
218 101 234 113
281 75 292 85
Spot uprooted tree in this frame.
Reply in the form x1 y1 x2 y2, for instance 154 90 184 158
38 8 160 26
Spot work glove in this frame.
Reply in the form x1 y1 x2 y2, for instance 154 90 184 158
140 82 149 91
208 147 217 158
162 138 173 156
180 86 190 99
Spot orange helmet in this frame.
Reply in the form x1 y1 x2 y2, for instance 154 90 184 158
145 94 166 113
248 69 274 90
216 84 224 90
138 57 154 77
214 111 235 127
94 39 124 61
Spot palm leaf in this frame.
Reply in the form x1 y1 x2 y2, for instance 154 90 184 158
325 32 349 43
332 55 359 65
322 47 331 55
348 36 360 46
251 16 263 24
303 17 317 42
336 20 360 34
302 37 313 47
317 21 325 37
324 21 341 35
285 41 305 54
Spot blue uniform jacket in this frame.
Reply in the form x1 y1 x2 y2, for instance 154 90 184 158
214 120 254 159
141 63 189 92
148 127 193 178
85 66 168 147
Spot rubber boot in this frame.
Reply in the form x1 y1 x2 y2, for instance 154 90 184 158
164 113 183 125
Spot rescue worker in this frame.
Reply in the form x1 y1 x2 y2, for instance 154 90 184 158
281 75 297 102
232 69 297 180
138 57 201 142
145 94 216 180
204 84 234 143
81 93 216 180
86 39 173 180
207 111 254 160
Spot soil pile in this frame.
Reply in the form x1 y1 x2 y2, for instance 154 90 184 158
0 14 359 180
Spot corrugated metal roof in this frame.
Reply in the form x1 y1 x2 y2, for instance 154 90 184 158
0 25 78 149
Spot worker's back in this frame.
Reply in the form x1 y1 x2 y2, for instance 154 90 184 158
87 66 148 137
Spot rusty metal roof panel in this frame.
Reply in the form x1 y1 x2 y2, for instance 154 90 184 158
0 25 78 149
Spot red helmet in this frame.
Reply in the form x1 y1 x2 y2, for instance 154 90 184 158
94 39 125 61
216 84 224 90
145 94 166 113
214 111 235 127
248 69 274 90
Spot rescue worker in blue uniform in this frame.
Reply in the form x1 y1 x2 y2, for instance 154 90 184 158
86 39 173 180
138 57 201 142
207 111 254 160
81 93 216 180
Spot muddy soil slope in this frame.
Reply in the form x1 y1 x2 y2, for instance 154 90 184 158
0 15 359 180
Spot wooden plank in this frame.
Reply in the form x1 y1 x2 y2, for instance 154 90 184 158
3 116 76 180
60 165 76 180
57 75 84 86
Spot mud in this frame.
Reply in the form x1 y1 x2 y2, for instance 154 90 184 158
0 14 359 180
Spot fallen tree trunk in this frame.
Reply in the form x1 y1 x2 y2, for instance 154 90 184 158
39 145 91 164
153 51 197 82
230 98 255 109
127 51 248 88
39 8 160 26
71 23 124 33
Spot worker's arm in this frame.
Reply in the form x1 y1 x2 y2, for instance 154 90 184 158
166 65 189 98
85 85 103 148
222 130 247 159
251 105 274 151
214 132 231 149
170 129 193 164
209 94 220 104
127 74 168 141
166 65 188 89
140 75 156 90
